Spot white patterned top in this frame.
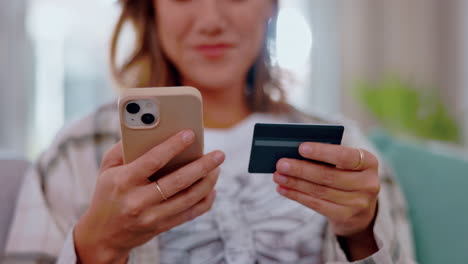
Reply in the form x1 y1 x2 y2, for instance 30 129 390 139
5 103 416 264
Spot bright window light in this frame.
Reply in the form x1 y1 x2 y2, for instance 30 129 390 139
275 7 313 71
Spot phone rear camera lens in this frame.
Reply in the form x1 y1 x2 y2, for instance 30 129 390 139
141 113 155 125
126 103 140 114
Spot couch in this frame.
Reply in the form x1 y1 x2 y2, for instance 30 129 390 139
370 132 468 264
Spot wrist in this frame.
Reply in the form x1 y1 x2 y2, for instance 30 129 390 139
74 215 129 264
337 225 378 261
337 209 379 261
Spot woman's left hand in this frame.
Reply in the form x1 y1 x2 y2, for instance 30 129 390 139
273 142 380 238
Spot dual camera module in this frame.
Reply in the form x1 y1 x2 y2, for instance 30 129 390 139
126 102 156 125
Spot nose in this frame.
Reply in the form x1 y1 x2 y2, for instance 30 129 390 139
196 0 227 36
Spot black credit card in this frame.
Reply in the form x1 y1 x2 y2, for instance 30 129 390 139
248 123 345 173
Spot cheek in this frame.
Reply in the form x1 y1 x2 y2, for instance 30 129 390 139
230 33 265 80
233 9 269 62
156 10 191 63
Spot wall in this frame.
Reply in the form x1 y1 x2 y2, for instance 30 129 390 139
0 0 34 155
339 0 466 146
461 0 468 146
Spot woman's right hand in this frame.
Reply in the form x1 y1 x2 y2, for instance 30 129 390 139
74 130 225 264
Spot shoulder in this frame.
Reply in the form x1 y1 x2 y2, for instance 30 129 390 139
38 101 120 175
53 102 119 142
285 106 371 148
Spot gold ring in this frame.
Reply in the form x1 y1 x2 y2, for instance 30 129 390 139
352 148 365 171
155 181 168 201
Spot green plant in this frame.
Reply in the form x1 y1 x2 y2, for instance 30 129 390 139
354 77 461 143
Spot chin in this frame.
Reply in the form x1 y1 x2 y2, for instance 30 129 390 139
182 68 246 92
189 78 235 92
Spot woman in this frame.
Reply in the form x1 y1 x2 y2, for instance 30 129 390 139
6 0 415 263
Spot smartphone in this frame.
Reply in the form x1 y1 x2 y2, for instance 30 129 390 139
118 86 204 181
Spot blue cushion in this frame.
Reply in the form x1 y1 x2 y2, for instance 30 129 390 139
370 132 468 264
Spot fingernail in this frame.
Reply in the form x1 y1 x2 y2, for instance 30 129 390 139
300 144 312 155
279 161 290 173
277 186 287 195
182 130 195 143
275 174 288 184
213 151 225 163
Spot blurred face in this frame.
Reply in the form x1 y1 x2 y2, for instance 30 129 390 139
155 0 275 91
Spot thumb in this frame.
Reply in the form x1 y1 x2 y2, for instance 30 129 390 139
100 141 124 173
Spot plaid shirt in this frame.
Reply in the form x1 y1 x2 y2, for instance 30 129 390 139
4 102 416 264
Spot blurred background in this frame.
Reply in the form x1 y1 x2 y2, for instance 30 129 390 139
1 0 468 263
1 0 467 158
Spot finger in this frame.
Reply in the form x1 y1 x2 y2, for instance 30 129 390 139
273 172 366 207
276 158 363 191
276 186 354 223
100 141 124 173
139 169 219 224
155 150 224 199
298 143 378 171
132 166 220 207
152 190 216 235
126 130 196 184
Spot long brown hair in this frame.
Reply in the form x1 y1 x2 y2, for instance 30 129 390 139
110 0 290 113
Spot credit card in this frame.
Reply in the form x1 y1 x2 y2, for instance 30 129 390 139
248 123 345 173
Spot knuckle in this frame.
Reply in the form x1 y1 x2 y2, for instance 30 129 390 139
186 210 196 222
186 206 201 222
138 214 155 229
173 173 186 190
193 161 210 178
200 161 212 176
354 198 370 211
295 162 305 177
371 154 380 168
284 189 296 201
366 179 381 196
312 146 324 158
311 184 327 198
122 199 143 218
183 191 200 207
150 158 165 172
138 157 164 175
320 169 335 186
285 176 296 188
338 150 351 167
203 203 214 215
113 175 130 193
306 196 322 211
200 197 213 212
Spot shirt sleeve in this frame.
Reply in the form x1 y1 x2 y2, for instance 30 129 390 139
56 228 78 264
4 116 102 262
322 121 417 264
4 164 69 263
4 130 160 263
56 227 139 264
4 108 161 264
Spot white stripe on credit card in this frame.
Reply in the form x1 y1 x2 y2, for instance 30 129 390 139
254 140 302 147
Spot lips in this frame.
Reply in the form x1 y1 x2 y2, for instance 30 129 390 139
194 43 233 58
